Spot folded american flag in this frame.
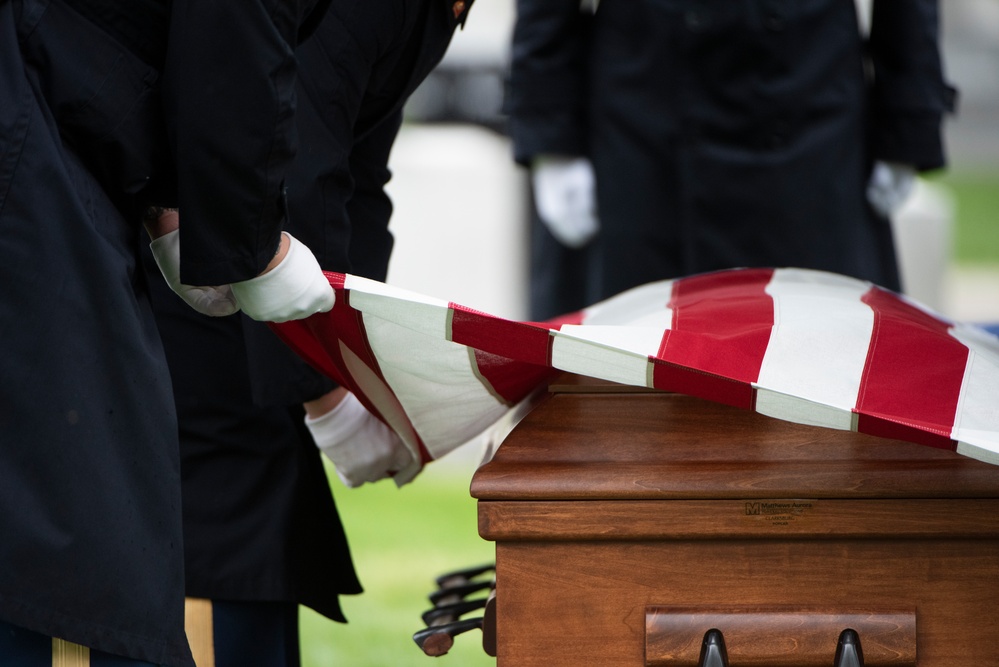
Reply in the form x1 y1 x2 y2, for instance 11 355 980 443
272 267 999 472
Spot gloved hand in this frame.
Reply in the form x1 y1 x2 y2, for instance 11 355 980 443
866 161 917 218
149 229 240 317
306 392 419 488
531 155 599 248
230 232 335 323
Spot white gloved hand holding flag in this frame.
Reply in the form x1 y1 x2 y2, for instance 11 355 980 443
231 232 335 323
306 391 420 488
149 228 240 317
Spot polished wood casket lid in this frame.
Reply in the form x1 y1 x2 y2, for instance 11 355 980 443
470 375 999 502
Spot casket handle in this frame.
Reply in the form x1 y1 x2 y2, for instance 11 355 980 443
835 629 864 667
690 627 865 667
698 629 729 667
646 606 910 666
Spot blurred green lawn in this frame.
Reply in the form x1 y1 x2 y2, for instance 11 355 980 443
929 169 999 264
297 167 998 666
300 453 496 667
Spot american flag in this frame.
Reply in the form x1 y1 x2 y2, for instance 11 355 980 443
272 267 999 472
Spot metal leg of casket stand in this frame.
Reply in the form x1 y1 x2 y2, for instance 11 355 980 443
413 591 496 657
413 564 497 657
421 598 487 627
428 579 494 607
834 629 864 667
414 617 483 657
698 629 729 667
433 563 495 589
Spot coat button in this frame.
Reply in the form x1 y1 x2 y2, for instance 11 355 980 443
452 0 465 18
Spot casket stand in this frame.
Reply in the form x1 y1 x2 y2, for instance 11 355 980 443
469 374 999 666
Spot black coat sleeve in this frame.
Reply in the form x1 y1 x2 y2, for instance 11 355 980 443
345 111 402 282
505 0 593 165
239 4 406 407
163 0 326 285
868 0 957 171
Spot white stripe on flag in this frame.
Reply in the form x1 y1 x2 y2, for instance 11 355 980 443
346 274 451 338
580 279 676 326
754 269 873 430
552 325 663 387
339 339 423 463
271 267 999 471
360 311 510 460
950 324 999 465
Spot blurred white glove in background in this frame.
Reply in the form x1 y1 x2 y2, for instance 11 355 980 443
866 161 917 218
230 232 335 323
150 229 240 317
531 155 599 248
306 392 419 488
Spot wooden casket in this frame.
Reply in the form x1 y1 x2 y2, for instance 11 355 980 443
470 376 999 666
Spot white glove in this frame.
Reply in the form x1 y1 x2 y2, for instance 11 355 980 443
531 155 599 248
866 161 917 218
230 232 335 323
149 229 240 316
306 392 419 488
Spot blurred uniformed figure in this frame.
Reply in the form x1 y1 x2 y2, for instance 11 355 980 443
507 0 956 318
143 0 475 664
0 0 337 664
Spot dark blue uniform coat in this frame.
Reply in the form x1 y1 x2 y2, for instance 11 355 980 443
144 0 472 628
0 0 328 663
507 0 955 304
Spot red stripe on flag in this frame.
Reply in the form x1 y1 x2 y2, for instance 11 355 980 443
328 290 379 375
325 271 346 289
268 273 351 382
855 287 966 448
544 311 585 329
273 275 433 464
470 349 559 405
651 359 755 409
450 304 553 367
656 268 775 384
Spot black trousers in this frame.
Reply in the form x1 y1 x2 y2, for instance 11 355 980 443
185 599 300 667
0 621 163 666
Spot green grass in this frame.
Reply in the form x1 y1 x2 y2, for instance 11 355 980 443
299 453 496 667
926 169 999 265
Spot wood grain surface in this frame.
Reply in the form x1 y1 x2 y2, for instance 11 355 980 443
474 377 999 666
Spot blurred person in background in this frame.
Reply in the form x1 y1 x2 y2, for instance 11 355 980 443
0 1 335 665
506 0 956 319
142 1 475 664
